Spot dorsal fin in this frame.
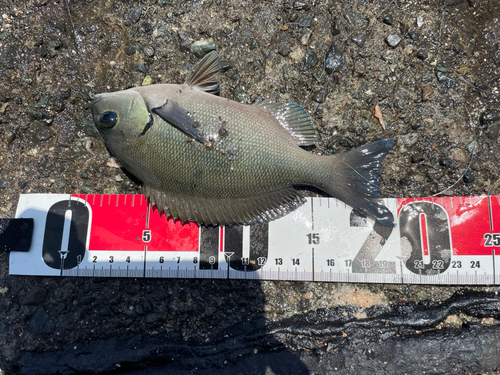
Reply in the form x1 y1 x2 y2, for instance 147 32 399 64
257 102 318 146
184 51 220 94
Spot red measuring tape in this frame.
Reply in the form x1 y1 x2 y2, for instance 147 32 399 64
9 194 499 285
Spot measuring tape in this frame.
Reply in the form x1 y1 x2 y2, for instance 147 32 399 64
8 193 500 285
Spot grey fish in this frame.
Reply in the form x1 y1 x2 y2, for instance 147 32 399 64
90 51 394 226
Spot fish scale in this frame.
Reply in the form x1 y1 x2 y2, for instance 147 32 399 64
124 84 318 200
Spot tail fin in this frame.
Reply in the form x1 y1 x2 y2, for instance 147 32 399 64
325 138 395 226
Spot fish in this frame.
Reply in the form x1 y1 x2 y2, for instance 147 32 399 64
89 51 394 226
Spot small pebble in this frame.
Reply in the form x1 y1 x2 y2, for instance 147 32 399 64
142 76 153 86
439 96 452 108
300 30 312 45
408 32 420 41
143 46 155 57
411 121 422 130
26 109 43 120
298 16 311 28
421 86 433 101
121 179 133 190
463 170 474 183
416 49 428 60
313 89 327 103
61 88 71 100
436 71 456 89
466 140 478 155
234 90 250 104
493 46 500 67
314 107 323 119
360 109 372 119
293 1 309 10
35 96 49 108
385 34 402 48
124 44 137 56
304 47 318 69
249 39 259 50
125 7 142 24
439 158 451 168
398 133 419 153
324 43 346 73
278 44 291 57
0 180 7 189
35 125 53 142
416 16 424 28
332 16 341 36
481 110 500 124
411 154 425 163
312 72 323 83
0 102 9 114
220 60 234 72
190 38 215 57
135 65 147 74
18 181 27 188
5 130 16 143
22 287 47 305
451 148 467 163
486 123 499 139
383 14 393 25
351 34 366 48
399 178 409 186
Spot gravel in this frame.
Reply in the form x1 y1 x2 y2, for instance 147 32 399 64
385 33 402 48
1 0 500 373
324 42 347 73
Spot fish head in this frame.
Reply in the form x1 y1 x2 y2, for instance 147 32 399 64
89 90 150 149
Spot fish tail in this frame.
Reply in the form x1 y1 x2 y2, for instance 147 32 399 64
323 138 395 226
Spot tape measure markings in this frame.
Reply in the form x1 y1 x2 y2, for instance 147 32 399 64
9 193 500 285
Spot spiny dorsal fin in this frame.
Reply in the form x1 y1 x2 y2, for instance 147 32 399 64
185 51 220 94
257 102 319 146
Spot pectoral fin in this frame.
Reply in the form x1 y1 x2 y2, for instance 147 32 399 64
152 99 206 143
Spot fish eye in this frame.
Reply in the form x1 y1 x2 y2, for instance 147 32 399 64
99 111 118 128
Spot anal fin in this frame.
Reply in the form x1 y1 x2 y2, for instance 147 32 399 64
145 186 306 226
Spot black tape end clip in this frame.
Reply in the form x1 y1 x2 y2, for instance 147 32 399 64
0 218 34 253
